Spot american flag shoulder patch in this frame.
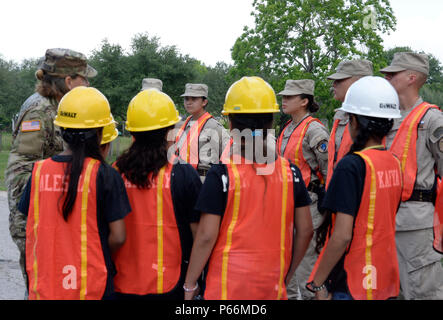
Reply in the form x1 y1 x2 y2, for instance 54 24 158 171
21 120 41 132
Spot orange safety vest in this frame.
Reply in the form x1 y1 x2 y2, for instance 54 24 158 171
277 116 324 187
204 157 295 300
390 102 439 201
113 161 182 295
434 178 443 253
309 148 402 300
26 158 106 300
175 112 213 169
326 120 353 189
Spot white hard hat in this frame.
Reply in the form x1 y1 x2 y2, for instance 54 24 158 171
338 76 401 119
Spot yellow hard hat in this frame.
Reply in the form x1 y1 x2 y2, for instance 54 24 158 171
125 89 181 132
222 76 279 115
54 86 113 129
101 118 119 145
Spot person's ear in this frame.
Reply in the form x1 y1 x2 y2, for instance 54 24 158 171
301 97 309 109
64 76 74 90
407 72 417 86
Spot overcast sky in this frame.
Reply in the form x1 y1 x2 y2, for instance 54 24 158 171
1 0 442 67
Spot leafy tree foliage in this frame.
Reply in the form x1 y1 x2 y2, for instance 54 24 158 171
89 33 230 127
231 0 397 126
0 57 39 130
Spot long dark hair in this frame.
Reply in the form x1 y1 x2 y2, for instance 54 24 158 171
228 113 275 163
116 126 172 189
60 128 104 221
314 114 393 254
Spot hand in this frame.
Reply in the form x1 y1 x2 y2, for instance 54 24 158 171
315 288 332 300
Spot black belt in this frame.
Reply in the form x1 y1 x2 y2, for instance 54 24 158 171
197 168 209 177
408 189 435 203
307 181 324 193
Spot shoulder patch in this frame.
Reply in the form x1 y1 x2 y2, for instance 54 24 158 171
439 138 443 153
317 140 328 153
21 120 41 132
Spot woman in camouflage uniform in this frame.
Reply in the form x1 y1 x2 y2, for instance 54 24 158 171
5 48 96 292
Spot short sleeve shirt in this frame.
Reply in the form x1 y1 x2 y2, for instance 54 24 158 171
320 153 366 293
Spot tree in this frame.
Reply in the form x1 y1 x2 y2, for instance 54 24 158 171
89 40 132 122
231 0 397 126
194 62 232 117
128 33 202 115
0 56 39 130
89 33 231 124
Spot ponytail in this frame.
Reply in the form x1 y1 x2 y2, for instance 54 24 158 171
60 128 104 221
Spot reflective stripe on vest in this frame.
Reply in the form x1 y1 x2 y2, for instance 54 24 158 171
175 112 213 168
26 158 105 300
390 103 439 201
204 157 294 300
113 163 181 295
30 160 43 300
326 120 352 189
277 116 323 186
434 178 443 253
309 148 402 300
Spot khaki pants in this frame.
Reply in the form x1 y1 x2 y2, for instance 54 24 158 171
396 228 443 300
287 192 324 300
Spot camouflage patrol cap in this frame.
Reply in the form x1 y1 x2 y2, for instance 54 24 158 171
181 83 208 98
380 52 429 76
141 78 163 91
40 48 97 78
327 59 373 80
278 79 315 96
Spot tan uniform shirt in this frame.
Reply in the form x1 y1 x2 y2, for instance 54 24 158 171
332 109 349 152
176 117 230 170
386 98 443 231
279 114 329 184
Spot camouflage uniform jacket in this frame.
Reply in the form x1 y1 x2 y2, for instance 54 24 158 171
6 94 64 230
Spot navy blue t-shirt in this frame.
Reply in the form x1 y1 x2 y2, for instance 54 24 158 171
195 162 312 217
18 155 132 299
320 153 366 294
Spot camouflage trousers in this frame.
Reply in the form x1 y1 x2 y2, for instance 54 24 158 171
7 181 28 291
